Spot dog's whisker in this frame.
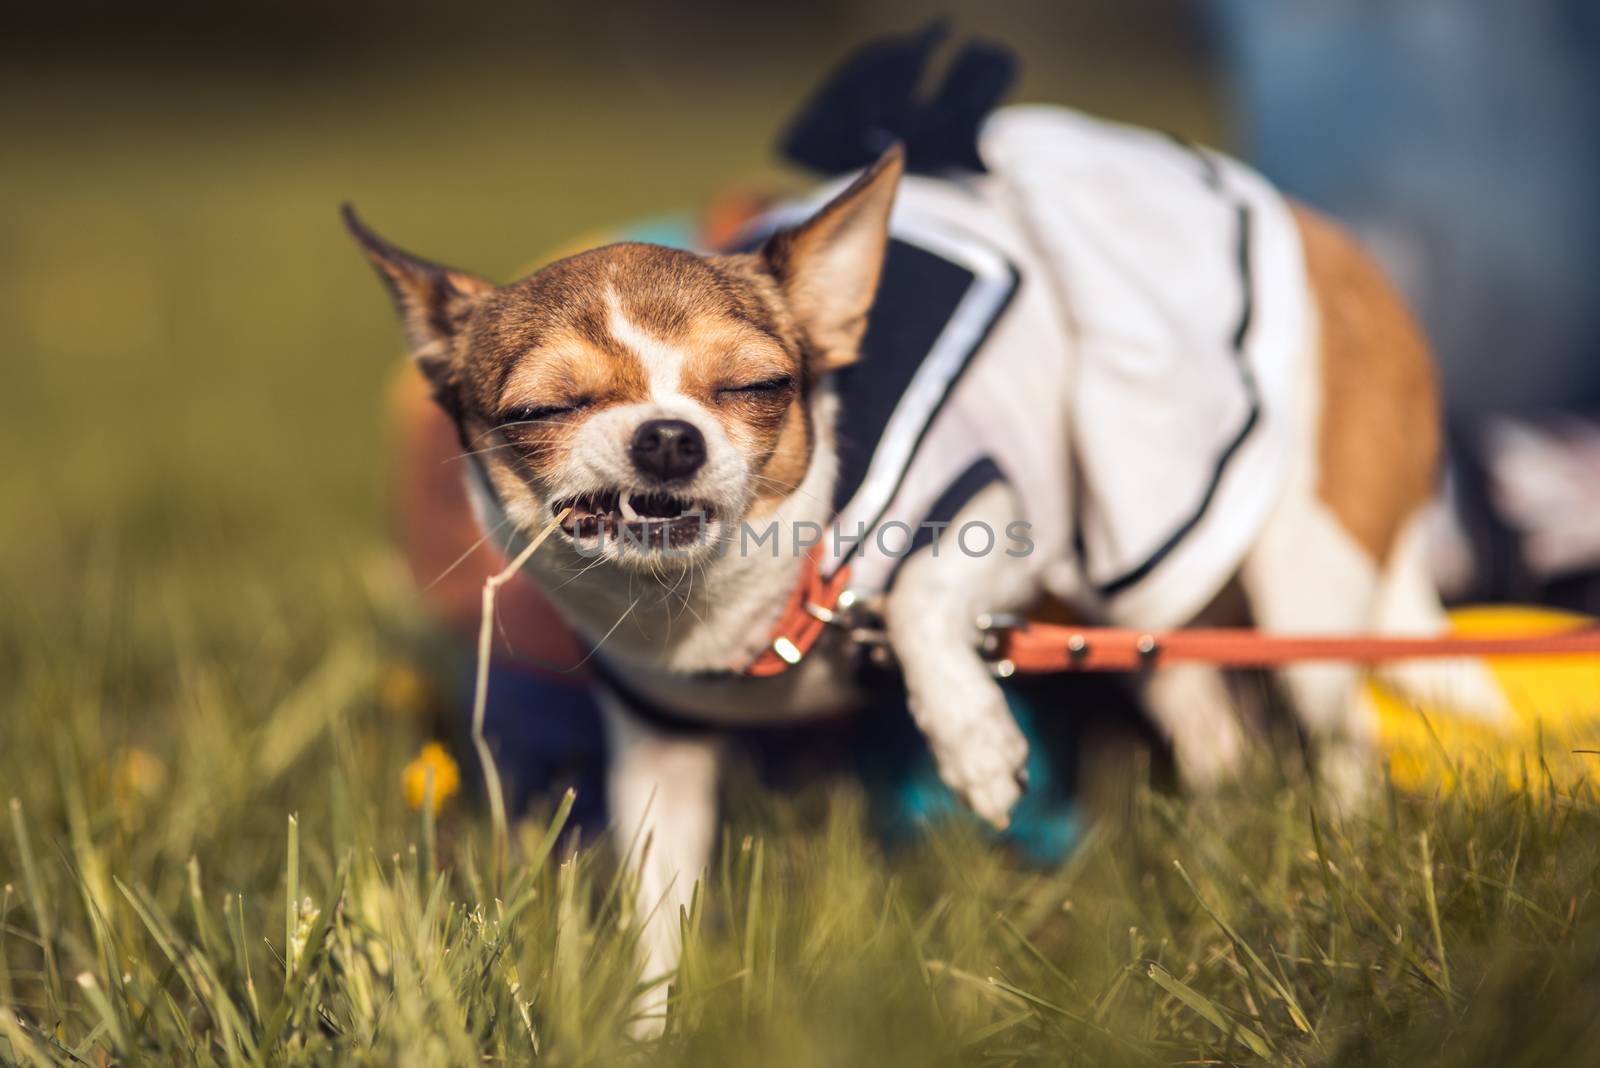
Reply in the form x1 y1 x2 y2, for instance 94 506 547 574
553 551 612 590
746 472 831 512
423 513 515 591
654 556 678 639
444 440 566 466
666 555 702 628
566 592 641 674
678 559 707 628
467 419 566 448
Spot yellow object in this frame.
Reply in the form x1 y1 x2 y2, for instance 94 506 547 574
110 746 170 831
403 742 462 812
1369 606 1600 795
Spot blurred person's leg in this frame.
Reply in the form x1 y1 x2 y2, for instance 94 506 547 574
1211 0 1600 419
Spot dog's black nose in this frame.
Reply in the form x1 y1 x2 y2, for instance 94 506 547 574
630 419 705 481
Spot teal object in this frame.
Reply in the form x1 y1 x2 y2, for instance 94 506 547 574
618 214 701 252
861 680 1085 866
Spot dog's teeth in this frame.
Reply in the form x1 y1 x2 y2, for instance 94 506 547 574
618 490 639 521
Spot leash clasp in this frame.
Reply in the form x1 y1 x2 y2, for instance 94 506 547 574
976 612 1027 677
803 588 893 663
805 588 879 631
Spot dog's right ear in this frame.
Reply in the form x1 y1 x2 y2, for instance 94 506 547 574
761 144 903 375
342 205 494 387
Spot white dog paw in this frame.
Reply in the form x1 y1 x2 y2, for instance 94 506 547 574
1381 657 1512 725
929 711 1030 831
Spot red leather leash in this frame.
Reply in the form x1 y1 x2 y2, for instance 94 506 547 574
990 620 1600 674
743 552 1600 678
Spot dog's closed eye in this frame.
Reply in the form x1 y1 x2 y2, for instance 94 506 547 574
716 375 794 398
499 399 592 425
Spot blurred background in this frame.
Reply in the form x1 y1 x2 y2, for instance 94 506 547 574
3 0 1597 728
0 1 1224 591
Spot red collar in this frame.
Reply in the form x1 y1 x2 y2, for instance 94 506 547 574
740 544 855 677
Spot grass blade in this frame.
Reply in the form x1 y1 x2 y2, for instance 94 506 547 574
1145 962 1273 1060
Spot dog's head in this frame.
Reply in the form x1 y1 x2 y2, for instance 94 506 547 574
348 146 901 568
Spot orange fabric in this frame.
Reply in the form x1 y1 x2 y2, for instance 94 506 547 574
699 186 783 251
998 622 1600 673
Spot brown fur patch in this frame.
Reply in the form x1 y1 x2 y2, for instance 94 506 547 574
691 255 816 513
1294 204 1440 562
744 396 814 518
674 317 794 407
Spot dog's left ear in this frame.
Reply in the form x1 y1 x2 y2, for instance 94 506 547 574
763 144 903 374
342 204 495 388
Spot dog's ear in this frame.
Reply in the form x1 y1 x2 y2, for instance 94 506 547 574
762 144 903 374
342 205 494 388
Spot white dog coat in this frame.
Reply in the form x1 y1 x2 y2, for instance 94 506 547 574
758 105 1311 631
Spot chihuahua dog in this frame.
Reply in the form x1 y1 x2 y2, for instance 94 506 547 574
349 104 1501 1030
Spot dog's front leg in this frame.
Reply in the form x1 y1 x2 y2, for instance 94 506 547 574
884 483 1033 829
599 693 722 1036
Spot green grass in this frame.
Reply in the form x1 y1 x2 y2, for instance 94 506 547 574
4 49 1599 1067
5 671 1600 1066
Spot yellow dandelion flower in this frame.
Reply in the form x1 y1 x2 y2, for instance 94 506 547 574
403 742 462 812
